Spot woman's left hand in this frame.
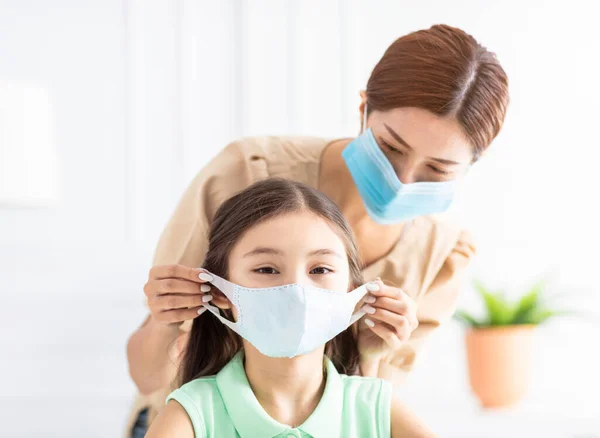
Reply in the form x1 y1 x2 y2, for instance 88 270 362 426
356 279 419 360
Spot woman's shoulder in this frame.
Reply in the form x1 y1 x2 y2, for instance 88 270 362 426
222 135 334 179
225 135 333 159
415 213 471 241
404 214 476 260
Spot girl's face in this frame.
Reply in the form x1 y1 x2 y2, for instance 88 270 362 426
227 211 351 294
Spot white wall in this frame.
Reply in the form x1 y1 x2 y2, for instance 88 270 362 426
1 1 599 437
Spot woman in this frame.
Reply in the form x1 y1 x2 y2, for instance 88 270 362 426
147 178 434 437
126 24 509 434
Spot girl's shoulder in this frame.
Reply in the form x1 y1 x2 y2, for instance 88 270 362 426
340 374 393 405
166 376 235 438
337 375 393 437
168 376 220 407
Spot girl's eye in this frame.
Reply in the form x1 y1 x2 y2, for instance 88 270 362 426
428 165 450 175
310 266 333 275
254 267 279 275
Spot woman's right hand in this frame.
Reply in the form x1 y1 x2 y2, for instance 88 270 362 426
144 265 213 327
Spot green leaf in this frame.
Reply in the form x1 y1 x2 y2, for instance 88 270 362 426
474 281 515 325
454 310 486 328
527 309 571 325
458 278 573 328
512 281 544 324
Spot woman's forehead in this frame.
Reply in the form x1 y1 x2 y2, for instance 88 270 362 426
372 107 474 164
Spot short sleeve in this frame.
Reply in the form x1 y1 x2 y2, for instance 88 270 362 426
377 380 392 438
166 388 206 438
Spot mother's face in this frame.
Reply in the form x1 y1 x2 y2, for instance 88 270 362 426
364 105 475 184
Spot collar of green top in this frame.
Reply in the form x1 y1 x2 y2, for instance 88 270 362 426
216 351 343 438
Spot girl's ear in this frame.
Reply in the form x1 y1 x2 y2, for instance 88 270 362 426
210 288 232 310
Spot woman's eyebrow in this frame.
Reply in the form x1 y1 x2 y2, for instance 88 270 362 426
384 123 413 149
383 122 463 166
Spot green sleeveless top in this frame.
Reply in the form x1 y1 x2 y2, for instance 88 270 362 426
167 351 392 438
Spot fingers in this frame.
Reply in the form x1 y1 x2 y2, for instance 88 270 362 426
363 281 419 329
149 264 208 283
145 265 216 326
363 306 412 340
369 296 408 314
368 296 419 329
363 319 403 350
155 306 205 324
144 278 203 297
151 293 205 312
366 280 405 300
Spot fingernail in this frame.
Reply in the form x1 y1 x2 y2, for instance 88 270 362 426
202 295 213 303
366 283 380 292
199 272 213 281
200 284 211 293
364 318 375 327
364 295 376 304
197 307 207 315
362 304 376 315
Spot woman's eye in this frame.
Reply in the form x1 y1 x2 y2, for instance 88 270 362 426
381 140 403 155
310 266 333 275
254 267 279 275
428 165 450 175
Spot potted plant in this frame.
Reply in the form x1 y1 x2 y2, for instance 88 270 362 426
455 280 565 408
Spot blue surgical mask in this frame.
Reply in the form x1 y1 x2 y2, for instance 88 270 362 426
342 109 457 224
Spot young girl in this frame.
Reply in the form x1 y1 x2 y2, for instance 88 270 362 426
146 179 434 438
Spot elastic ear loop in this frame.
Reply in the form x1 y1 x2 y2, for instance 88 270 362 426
202 273 240 330
348 284 369 324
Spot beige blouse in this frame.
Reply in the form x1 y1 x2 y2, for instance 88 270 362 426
124 136 475 435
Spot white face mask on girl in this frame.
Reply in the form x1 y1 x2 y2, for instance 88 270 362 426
202 272 369 358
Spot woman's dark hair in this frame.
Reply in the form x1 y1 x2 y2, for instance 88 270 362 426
366 24 509 158
178 178 364 385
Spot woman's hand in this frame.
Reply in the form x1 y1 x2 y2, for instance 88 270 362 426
356 279 419 361
144 265 214 327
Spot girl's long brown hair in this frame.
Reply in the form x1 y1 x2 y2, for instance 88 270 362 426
178 178 364 385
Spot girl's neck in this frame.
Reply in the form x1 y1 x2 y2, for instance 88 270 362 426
243 345 326 427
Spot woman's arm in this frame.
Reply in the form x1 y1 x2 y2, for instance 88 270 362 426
127 315 187 395
390 394 437 438
145 400 195 438
377 229 476 385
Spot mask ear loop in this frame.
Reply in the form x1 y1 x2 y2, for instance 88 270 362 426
201 273 240 330
347 284 369 324
362 103 368 133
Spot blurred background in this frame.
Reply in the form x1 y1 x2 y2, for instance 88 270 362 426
1 0 599 437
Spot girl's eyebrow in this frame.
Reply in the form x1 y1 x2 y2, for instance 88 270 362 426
243 247 343 259
243 247 282 258
308 249 343 259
